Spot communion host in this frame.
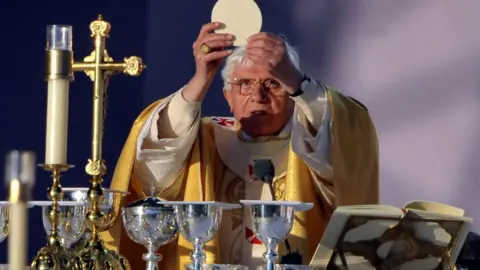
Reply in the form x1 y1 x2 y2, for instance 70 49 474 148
100 22 379 269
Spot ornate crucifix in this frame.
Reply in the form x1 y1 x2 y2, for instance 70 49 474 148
72 15 145 270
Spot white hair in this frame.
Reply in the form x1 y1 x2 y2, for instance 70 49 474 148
220 41 301 90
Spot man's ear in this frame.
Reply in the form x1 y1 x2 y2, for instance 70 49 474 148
223 89 233 112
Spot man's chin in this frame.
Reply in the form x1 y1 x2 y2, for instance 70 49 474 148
242 114 272 124
239 115 279 135
250 113 268 118
248 111 273 118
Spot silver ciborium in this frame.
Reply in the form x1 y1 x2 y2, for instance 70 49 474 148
122 196 179 270
30 200 87 249
240 200 313 270
168 202 241 270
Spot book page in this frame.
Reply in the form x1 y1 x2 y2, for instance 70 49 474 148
337 204 404 216
404 200 465 217
406 208 472 222
389 210 472 269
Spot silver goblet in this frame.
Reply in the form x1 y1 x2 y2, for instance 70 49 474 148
61 187 129 247
122 196 179 270
31 200 87 248
168 202 241 270
240 201 313 270
62 187 128 230
0 202 10 244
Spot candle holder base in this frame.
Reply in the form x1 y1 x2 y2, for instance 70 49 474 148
30 244 76 269
31 163 76 270
75 238 130 270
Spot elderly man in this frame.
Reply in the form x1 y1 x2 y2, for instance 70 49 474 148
101 22 379 269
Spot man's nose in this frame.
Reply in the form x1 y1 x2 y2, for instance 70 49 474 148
249 85 269 102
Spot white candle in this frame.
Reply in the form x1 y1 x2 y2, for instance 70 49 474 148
9 200 28 270
45 25 72 165
5 151 35 270
45 80 69 164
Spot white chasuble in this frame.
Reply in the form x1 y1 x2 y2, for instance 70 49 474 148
211 116 291 266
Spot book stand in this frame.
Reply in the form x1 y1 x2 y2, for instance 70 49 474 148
324 213 464 270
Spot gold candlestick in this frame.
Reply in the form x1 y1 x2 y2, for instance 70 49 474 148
31 23 77 270
72 15 144 270
31 164 76 269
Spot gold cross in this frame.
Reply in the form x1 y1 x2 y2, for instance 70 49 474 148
70 15 145 270
71 15 146 177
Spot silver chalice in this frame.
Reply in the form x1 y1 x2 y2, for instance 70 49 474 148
61 187 129 247
62 187 128 230
31 200 87 249
240 200 313 270
122 196 179 270
168 201 241 270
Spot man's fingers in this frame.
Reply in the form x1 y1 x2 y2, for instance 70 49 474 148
202 40 233 50
201 50 233 62
200 34 234 50
246 39 277 51
246 52 267 65
202 33 234 44
246 47 274 59
198 22 222 38
246 49 277 67
246 53 262 62
248 32 283 43
193 33 234 50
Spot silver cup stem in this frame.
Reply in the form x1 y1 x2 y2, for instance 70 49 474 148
143 251 162 270
191 239 206 270
264 239 278 270
62 239 72 249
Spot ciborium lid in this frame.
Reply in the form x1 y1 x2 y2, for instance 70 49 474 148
124 196 172 209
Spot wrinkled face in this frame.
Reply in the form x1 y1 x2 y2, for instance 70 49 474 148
223 64 294 137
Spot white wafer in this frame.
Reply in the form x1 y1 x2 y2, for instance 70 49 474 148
211 0 263 46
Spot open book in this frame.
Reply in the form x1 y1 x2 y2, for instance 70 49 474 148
310 200 474 270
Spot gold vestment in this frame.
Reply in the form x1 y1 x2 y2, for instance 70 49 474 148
99 88 379 269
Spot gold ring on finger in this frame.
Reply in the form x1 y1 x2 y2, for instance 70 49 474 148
200 43 212 54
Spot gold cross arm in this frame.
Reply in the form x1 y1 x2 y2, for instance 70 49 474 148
72 55 145 79
71 15 146 81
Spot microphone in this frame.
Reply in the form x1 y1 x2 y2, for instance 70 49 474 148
253 159 276 200
253 159 302 265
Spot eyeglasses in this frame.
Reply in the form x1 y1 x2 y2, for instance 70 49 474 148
228 78 287 96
